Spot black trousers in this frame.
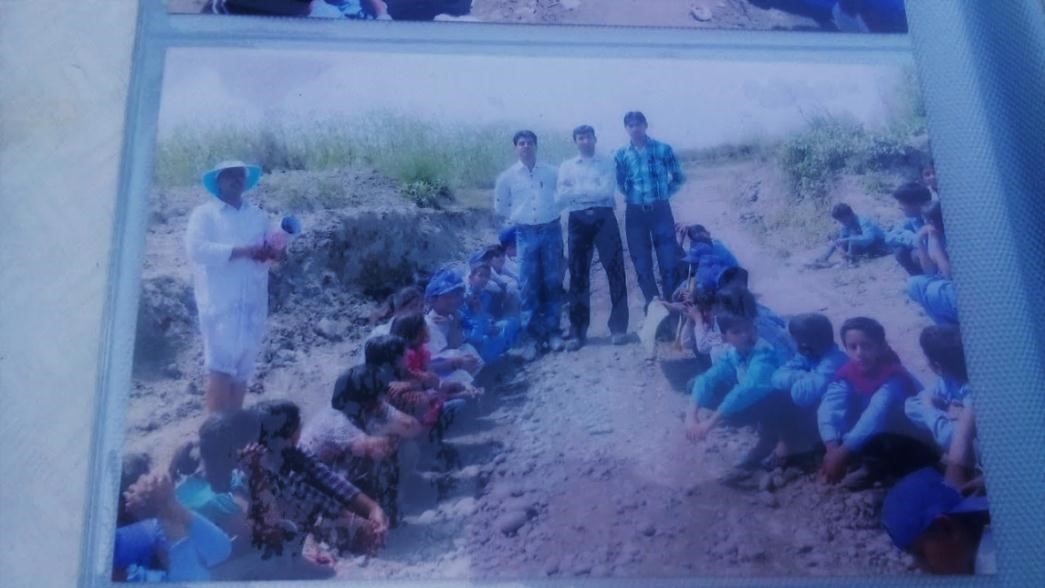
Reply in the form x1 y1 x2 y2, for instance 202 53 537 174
567 207 630 337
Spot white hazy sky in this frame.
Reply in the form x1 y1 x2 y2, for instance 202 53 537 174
160 47 910 149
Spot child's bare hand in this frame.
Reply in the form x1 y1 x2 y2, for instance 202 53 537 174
238 442 265 469
421 372 440 389
124 473 176 519
366 436 396 460
946 404 965 420
819 446 849 485
684 412 703 442
369 507 390 540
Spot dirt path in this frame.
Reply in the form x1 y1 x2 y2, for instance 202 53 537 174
127 157 929 580
330 159 926 580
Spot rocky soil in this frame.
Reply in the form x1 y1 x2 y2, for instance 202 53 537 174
125 157 934 580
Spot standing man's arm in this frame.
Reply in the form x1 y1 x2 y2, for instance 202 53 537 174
493 172 511 221
596 157 617 203
665 145 686 197
555 161 572 209
614 150 628 197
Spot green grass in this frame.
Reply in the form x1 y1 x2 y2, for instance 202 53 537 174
154 112 576 203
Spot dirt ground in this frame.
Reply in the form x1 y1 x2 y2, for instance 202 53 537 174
123 154 934 580
168 0 826 30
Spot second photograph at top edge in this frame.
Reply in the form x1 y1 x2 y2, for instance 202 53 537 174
167 0 910 33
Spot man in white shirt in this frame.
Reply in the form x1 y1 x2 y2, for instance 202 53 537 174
556 125 630 351
184 160 278 411
493 130 563 357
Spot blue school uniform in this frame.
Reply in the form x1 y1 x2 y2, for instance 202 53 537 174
460 287 521 362
754 304 796 364
772 345 849 409
818 370 925 452
907 274 959 325
904 377 972 453
113 513 232 582
886 215 925 250
838 215 888 256
691 338 782 418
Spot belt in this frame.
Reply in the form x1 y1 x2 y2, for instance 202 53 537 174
518 218 560 229
628 202 664 212
572 206 613 216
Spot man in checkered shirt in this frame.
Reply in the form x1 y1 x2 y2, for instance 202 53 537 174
614 111 687 309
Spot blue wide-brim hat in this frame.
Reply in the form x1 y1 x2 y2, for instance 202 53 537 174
202 160 262 198
881 467 989 551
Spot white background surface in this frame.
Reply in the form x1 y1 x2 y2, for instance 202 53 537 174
1 1 138 585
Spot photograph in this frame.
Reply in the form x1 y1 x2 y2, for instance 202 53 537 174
166 0 909 33
111 45 992 582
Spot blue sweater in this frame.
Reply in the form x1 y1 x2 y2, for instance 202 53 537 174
691 339 781 416
838 215 886 254
771 345 849 409
818 372 924 452
904 376 972 452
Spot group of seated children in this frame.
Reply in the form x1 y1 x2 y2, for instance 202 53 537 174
114 231 530 580
805 162 959 328
670 210 985 573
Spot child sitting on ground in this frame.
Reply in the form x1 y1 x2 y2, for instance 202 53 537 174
807 203 888 269
461 263 522 363
770 313 850 467
905 325 976 460
242 400 389 561
424 269 484 382
367 286 424 338
886 181 933 276
906 201 959 325
326 364 423 528
685 311 789 483
391 313 482 401
818 317 938 490
882 467 994 575
172 410 259 554
472 244 521 318
498 226 520 284
113 473 232 582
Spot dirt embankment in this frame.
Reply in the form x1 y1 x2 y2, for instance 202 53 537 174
127 156 933 580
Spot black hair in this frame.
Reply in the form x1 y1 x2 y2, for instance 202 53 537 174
198 409 260 492
716 266 749 291
483 244 505 259
921 159 936 173
789 313 835 350
365 334 408 367
623 111 648 126
253 400 302 447
831 202 855 220
117 452 152 526
385 0 472 20
892 181 933 206
840 316 887 347
121 452 152 494
513 130 538 146
920 325 968 382
924 200 944 230
470 262 492 277
332 365 392 426
390 312 427 344
370 285 424 325
717 312 754 334
714 286 759 321
168 441 200 481
572 124 596 140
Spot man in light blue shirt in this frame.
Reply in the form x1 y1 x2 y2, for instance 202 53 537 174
494 130 564 356
556 125 629 350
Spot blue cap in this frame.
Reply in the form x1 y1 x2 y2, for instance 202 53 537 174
424 269 465 300
881 467 989 551
498 226 518 247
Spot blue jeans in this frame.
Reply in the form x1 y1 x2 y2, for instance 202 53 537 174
517 220 564 341
625 201 679 306
907 275 959 325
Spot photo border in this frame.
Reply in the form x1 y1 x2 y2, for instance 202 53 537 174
80 1 1045 585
